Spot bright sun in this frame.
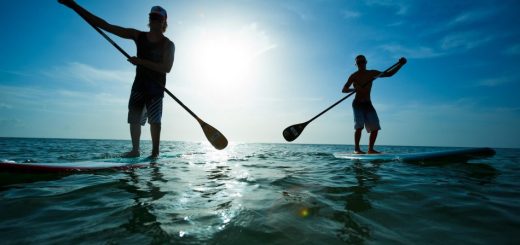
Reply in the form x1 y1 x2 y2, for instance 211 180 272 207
189 24 275 99
197 35 253 85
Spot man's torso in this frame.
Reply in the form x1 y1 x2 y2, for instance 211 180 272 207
133 32 173 96
351 70 380 102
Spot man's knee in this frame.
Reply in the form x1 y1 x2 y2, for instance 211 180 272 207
130 123 141 128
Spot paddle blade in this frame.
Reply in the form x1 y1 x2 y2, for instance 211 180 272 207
199 120 228 150
282 122 308 142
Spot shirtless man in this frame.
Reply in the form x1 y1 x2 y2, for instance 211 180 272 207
342 55 406 154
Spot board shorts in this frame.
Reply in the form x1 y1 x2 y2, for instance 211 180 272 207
127 90 163 126
352 100 381 133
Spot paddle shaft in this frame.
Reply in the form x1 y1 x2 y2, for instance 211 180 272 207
305 61 401 124
72 8 201 121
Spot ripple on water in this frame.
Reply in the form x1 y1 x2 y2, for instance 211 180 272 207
0 139 518 244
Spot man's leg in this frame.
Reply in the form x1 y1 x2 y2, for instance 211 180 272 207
150 123 161 158
366 102 381 154
147 96 163 158
125 90 146 158
354 128 365 154
123 123 141 157
368 129 380 154
353 104 365 154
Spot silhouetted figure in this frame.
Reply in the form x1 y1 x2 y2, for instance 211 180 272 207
59 0 175 158
342 55 406 154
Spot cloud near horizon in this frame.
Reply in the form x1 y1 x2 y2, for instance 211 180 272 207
41 62 134 85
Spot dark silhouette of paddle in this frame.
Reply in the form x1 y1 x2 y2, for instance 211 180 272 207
283 61 401 142
64 3 228 150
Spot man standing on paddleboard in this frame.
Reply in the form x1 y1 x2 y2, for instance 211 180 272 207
59 0 175 158
342 55 406 154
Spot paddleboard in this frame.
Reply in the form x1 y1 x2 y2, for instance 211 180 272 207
0 160 149 173
334 147 495 163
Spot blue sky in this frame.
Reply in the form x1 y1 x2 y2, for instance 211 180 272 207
1 0 519 148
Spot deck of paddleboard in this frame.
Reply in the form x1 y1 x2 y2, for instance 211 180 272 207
334 147 495 162
0 160 149 173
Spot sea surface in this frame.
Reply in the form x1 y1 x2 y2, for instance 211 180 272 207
0 137 518 244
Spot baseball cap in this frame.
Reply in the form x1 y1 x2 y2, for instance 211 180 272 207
150 6 167 19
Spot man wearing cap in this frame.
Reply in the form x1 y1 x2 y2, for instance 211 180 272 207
59 0 175 158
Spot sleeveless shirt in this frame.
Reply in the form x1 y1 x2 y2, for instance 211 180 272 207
132 31 173 97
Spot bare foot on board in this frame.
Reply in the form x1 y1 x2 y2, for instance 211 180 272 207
148 154 159 159
367 149 381 154
121 150 140 158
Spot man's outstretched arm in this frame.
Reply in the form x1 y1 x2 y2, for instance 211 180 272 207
380 57 407 77
59 0 139 40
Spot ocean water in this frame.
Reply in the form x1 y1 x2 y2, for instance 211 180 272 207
0 138 518 245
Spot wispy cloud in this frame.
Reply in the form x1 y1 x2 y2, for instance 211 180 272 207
282 2 315 21
376 7 498 59
365 0 410 15
384 29 496 60
446 9 496 27
504 43 520 55
0 85 126 111
387 98 520 117
0 85 50 101
56 90 127 105
41 62 134 85
440 31 494 51
244 23 278 58
0 118 24 128
0 103 12 109
381 98 473 115
387 21 404 27
0 69 33 77
415 7 503 55
379 44 443 59
341 10 361 19
476 75 518 87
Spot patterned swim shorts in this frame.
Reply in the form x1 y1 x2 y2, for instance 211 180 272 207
127 90 163 125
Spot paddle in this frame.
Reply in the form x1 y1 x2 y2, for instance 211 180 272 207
282 61 401 142
68 6 228 150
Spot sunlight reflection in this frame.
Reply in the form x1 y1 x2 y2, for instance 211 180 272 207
170 142 250 236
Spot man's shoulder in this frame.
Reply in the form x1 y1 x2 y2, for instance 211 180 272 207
350 70 360 77
368 69 381 75
164 36 174 45
352 70 373 77
134 30 145 40
164 37 175 50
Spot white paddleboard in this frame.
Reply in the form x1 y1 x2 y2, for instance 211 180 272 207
0 160 150 173
334 147 495 162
